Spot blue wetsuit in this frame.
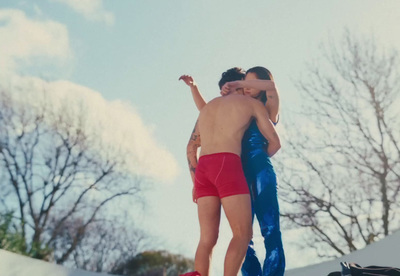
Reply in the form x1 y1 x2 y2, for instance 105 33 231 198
240 119 285 276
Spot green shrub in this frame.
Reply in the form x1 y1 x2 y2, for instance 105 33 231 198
0 212 52 259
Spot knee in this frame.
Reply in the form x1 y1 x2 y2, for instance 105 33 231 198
232 226 252 243
199 232 219 250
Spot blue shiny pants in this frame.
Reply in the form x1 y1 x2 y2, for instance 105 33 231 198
241 158 285 276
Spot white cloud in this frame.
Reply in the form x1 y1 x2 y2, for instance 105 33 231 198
0 9 72 75
51 0 114 25
0 74 179 183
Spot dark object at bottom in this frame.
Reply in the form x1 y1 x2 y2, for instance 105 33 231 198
327 262 400 276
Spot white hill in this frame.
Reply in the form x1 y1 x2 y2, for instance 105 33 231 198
286 230 400 276
0 250 111 276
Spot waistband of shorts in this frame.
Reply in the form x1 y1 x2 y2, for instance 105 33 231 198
199 152 240 161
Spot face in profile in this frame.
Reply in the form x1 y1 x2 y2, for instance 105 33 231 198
243 72 263 100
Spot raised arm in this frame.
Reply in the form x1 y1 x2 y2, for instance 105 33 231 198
222 79 280 123
221 79 276 94
186 120 201 202
179 75 207 111
251 99 281 157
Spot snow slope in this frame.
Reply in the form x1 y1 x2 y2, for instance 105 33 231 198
0 250 110 276
285 230 400 276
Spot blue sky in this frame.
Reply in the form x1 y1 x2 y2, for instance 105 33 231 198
1 0 400 273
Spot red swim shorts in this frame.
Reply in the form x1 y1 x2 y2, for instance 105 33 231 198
195 152 249 200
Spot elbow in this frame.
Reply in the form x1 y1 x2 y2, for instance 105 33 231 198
275 140 281 153
274 135 281 151
277 140 281 151
268 141 281 157
272 137 281 151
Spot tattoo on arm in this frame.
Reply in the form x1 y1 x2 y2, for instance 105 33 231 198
189 121 201 143
187 120 201 183
190 133 200 142
187 156 196 174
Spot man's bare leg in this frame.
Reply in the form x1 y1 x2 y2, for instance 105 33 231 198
221 194 252 276
195 196 221 276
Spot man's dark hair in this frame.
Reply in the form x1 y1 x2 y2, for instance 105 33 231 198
218 67 246 89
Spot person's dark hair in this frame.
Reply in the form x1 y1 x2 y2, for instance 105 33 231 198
246 66 274 104
218 67 246 89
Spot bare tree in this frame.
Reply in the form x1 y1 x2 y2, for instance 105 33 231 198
0 84 146 267
111 250 195 276
65 214 148 272
278 30 400 259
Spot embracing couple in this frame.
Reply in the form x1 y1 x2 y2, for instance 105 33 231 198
179 66 285 276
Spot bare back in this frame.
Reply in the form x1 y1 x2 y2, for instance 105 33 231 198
197 94 256 156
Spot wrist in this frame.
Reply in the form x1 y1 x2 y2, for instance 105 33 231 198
231 80 243 90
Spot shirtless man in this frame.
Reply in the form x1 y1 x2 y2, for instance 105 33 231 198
182 68 281 276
